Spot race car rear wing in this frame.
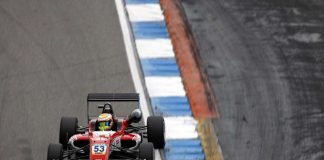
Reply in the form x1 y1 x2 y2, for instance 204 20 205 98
87 93 140 121
87 93 139 102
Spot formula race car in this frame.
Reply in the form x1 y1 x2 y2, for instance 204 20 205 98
47 93 165 160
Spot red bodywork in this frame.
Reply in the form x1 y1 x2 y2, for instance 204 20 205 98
70 119 137 160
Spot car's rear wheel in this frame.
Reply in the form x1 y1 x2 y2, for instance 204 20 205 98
59 117 78 149
139 142 154 160
47 143 63 160
147 116 165 149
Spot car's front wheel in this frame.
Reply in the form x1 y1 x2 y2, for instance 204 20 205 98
139 142 154 160
147 116 165 149
59 117 78 149
47 143 63 160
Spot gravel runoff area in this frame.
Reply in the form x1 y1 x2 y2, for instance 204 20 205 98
181 0 324 160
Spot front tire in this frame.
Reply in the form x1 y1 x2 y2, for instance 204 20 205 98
139 142 154 160
59 117 78 149
147 116 165 149
47 143 63 160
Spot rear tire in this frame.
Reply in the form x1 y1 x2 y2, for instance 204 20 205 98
147 116 165 149
47 143 63 160
59 117 78 149
139 142 154 160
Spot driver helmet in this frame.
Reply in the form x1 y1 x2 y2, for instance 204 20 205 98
97 113 113 131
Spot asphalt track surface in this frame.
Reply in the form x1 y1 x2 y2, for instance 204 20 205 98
182 0 324 160
0 0 135 159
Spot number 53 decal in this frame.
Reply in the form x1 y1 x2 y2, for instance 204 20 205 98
92 144 107 155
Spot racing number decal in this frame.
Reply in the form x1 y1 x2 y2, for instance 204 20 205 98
92 144 107 155
94 145 104 152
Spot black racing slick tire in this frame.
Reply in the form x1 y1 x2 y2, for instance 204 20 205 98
139 142 154 160
47 143 63 160
147 116 165 149
59 117 78 149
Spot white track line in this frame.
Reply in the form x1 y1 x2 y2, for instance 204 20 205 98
135 39 174 58
164 116 198 139
126 4 164 22
114 0 162 159
145 77 186 97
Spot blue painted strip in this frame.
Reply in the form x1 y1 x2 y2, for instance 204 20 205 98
140 58 180 77
166 139 202 147
165 154 205 160
151 103 191 115
167 147 203 154
132 21 169 39
153 110 192 117
155 109 191 114
151 96 189 105
150 96 192 116
165 140 205 160
153 104 189 111
141 58 177 65
126 0 159 4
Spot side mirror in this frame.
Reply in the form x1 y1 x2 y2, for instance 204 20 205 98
127 109 142 124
